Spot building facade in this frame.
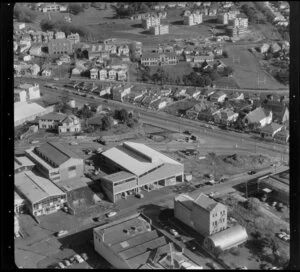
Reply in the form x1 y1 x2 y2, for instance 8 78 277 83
150 24 169 35
48 39 73 55
184 13 203 25
142 16 161 29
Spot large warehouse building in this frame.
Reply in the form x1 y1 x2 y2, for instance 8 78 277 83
99 142 184 202
93 213 202 269
25 141 84 183
15 170 67 216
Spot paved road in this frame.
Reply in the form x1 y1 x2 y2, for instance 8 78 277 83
15 74 289 94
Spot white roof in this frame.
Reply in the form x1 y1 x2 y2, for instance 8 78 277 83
14 101 46 123
101 141 182 176
15 170 65 204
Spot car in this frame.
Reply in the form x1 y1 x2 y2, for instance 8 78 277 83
63 259 71 267
74 254 84 263
58 262 65 269
56 230 69 237
135 193 144 199
106 211 117 218
81 253 88 261
169 228 179 237
247 170 256 175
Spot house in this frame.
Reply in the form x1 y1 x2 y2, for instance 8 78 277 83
19 83 40 100
174 193 227 237
41 68 52 77
228 92 244 101
270 42 281 53
117 69 127 81
58 115 81 134
111 85 132 102
29 44 42 56
25 141 84 183
108 69 117 80
243 107 272 128
60 54 71 63
90 68 99 79
55 31 66 40
67 33 80 45
23 55 32 62
209 91 227 103
48 39 73 55
14 89 27 102
261 101 289 124
38 112 68 130
260 43 270 53
193 55 214 63
198 107 219 122
99 69 108 80
260 122 283 140
214 108 238 125
141 52 178 66
274 127 289 144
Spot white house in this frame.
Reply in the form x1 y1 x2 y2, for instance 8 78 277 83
243 107 273 128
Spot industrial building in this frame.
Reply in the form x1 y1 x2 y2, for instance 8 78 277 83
99 142 184 203
14 170 67 217
174 193 227 237
25 141 84 183
14 101 54 127
48 39 73 55
14 191 25 214
15 156 35 174
203 224 248 254
93 213 202 269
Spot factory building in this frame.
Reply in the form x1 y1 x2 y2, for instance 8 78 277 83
15 170 67 217
93 213 202 269
25 141 84 183
99 142 184 203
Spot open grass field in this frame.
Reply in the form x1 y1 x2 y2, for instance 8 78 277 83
149 61 193 79
222 46 287 89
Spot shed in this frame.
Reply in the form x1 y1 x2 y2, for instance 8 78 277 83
203 224 248 254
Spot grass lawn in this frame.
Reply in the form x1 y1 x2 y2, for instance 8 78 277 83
222 46 287 89
214 76 240 89
149 61 193 79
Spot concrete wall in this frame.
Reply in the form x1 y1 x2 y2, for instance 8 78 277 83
59 158 84 181
191 205 210 236
174 200 193 229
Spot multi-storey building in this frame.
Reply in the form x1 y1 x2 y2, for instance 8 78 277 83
25 141 84 183
90 68 99 79
174 193 227 237
183 13 203 25
150 24 169 35
48 39 73 55
99 69 108 80
55 31 66 39
108 69 117 80
18 83 40 100
117 69 127 81
67 33 80 45
141 52 178 66
142 15 161 29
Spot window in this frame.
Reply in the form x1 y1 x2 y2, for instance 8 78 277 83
68 166 76 171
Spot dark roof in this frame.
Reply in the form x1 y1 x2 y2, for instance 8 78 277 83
35 141 80 166
193 194 220 211
39 112 67 121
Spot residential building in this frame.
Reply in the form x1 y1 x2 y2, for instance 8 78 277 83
214 108 238 125
24 55 32 62
260 122 283 140
55 31 66 40
260 43 270 54
15 170 67 217
117 45 130 56
39 3 67 12
150 24 169 35
193 55 214 63
203 225 248 255
60 54 71 63
25 141 84 183
67 32 80 45
274 128 289 144
14 89 27 102
111 85 132 102
99 142 184 203
19 83 40 100
42 31 54 43
174 193 227 236
31 31 43 43
209 91 227 103
38 112 81 134
99 69 108 80
243 107 272 128
183 13 203 26
90 68 99 79
141 53 178 66
261 101 289 124
15 192 25 214
48 39 73 55
14 22 26 30
108 69 117 80
29 44 42 56
93 213 200 269
142 15 161 29
117 69 127 81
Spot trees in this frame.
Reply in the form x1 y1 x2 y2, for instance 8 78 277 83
14 4 38 23
246 197 261 212
77 105 93 119
101 116 111 131
68 3 85 15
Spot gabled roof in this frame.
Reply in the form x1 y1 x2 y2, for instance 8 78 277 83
260 122 283 134
245 107 271 123
39 112 67 121
35 141 81 166
193 194 220 211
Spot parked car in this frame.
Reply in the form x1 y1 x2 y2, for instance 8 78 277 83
56 230 69 237
106 211 117 218
74 254 84 263
169 228 179 237
63 259 71 267
58 262 65 269
135 193 144 199
247 170 256 175
81 253 88 261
